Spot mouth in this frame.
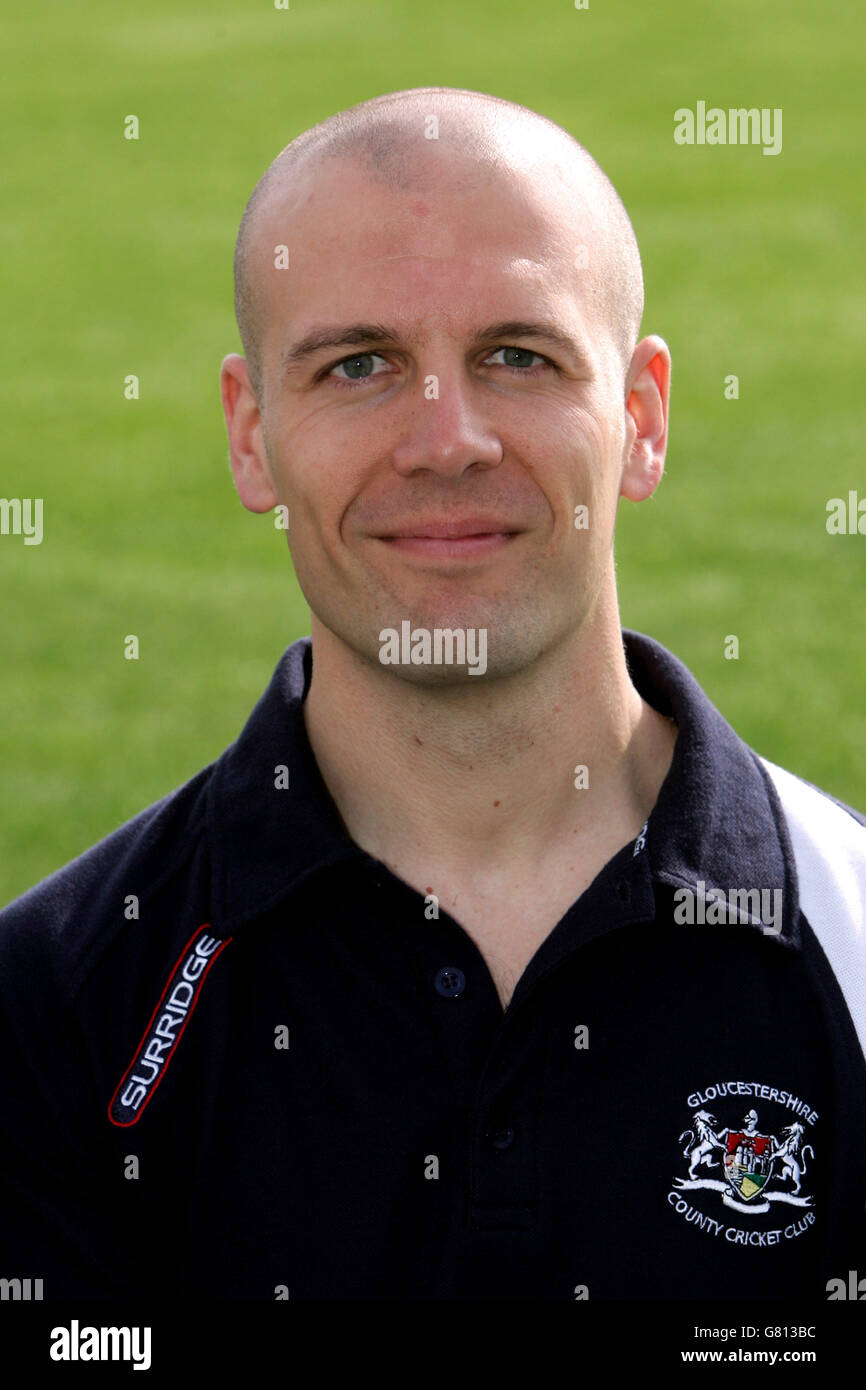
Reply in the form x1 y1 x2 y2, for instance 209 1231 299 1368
375 519 523 561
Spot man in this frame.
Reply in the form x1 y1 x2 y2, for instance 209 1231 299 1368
1 87 864 1302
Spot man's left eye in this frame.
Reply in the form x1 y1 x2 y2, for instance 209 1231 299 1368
485 347 550 372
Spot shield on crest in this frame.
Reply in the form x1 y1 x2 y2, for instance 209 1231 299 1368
723 1129 775 1201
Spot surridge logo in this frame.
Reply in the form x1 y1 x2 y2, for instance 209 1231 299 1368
108 926 231 1127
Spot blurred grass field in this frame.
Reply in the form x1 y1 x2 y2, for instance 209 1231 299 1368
1 0 864 906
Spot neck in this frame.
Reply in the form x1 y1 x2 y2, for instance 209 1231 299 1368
302 590 678 882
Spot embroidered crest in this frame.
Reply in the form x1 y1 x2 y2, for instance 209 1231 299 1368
666 1082 819 1247
674 1106 815 1214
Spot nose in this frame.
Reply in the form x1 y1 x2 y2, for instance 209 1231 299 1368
390 370 504 479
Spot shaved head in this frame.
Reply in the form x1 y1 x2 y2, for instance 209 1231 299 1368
233 87 644 405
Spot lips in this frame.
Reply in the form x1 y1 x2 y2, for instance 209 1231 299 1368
378 522 517 558
378 517 520 540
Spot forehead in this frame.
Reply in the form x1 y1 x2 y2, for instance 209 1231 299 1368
254 153 608 350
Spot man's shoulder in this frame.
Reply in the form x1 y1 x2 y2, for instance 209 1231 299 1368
0 759 216 993
757 755 866 924
758 755 866 1053
758 754 866 851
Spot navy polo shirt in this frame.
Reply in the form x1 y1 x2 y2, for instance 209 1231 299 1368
1 629 864 1301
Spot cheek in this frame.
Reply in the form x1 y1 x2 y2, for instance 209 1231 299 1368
264 411 368 535
568 391 621 455
534 410 624 560
522 403 616 505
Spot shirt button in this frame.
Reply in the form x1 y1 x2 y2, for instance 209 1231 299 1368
487 1124 515 1151
434 966 466 998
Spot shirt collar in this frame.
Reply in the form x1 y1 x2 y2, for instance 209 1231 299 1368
206 631 798 945
622 631 797 946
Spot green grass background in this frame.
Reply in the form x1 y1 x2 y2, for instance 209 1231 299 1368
1 0 864 906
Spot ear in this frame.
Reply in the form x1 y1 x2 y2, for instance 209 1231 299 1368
620 335 671 503
220 354 279 513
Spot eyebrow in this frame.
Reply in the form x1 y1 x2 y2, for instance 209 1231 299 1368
280 319 592 375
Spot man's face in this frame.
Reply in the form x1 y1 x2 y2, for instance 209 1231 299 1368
238 154 646 681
